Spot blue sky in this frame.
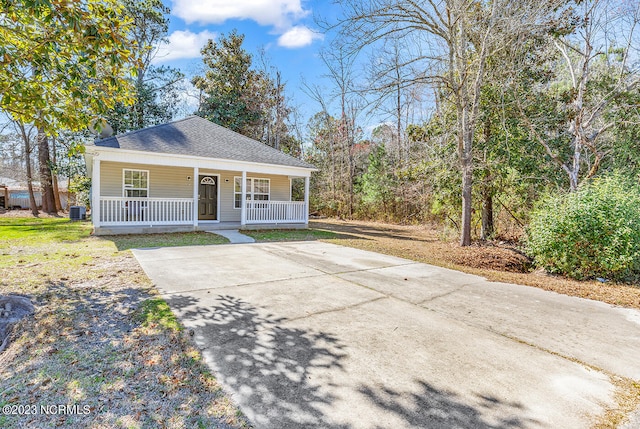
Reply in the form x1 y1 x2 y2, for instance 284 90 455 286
154 0 341 123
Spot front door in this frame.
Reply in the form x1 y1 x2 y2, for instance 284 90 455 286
198 175 218 220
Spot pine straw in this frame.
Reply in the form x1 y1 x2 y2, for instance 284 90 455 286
0 221 249 428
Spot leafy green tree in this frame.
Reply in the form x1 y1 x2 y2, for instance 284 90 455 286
193 31 265 138
407 81 562 239
106 0 184 133
0 0 138 212
407 113 462 229
356 144 395 218
474 82 566 239
605 91 640 177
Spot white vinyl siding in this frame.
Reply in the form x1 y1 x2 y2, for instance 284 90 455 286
100 162 193 198
99 162 294 223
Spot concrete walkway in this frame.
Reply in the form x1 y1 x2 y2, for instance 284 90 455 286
132 241 640 428
206 229 255 244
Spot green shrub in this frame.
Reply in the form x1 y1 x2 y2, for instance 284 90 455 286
526 173 640 282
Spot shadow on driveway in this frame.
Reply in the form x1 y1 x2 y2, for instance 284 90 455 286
166 293 536 429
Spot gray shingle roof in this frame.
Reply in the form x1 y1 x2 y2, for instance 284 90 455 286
91 116 314 169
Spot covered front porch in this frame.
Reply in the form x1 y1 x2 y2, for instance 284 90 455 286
89 155 312 233
91 221 309 236
96 197 309 227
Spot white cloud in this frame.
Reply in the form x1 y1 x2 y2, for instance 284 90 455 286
171 0 307 28
277 26 323 48
153 30 216 64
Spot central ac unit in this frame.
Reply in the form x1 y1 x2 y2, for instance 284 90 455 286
69 206 86 221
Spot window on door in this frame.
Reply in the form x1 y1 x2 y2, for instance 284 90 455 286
123 169 149 198
234 177 270 208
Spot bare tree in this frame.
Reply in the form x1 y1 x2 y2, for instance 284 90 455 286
51 137 62 211
0 128 24 180
321 46 367 216
517 0 640 191
303 46 367 217
256 49 291 151
15 122 39 216
302 81 338 202
364 36 428 167
331 0 562 245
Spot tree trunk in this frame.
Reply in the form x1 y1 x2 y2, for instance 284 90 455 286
457 95 474 247
453 12 475 247
51 137 62 211
18 122 39 216
27 168 38 216
53 175 62 211
460 159 473 246
481 117 494 240
37 127 56 214
135 70 145 130
568 135 581 191
396 67 402 167
274 71 282 151
481 190 494 240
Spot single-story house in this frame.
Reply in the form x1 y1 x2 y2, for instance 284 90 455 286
85 116 316 235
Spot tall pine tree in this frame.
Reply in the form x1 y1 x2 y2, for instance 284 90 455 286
193 31 265 139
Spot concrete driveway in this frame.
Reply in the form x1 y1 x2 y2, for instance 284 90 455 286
132 241 640 428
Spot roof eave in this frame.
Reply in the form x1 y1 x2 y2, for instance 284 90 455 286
87 145 317 175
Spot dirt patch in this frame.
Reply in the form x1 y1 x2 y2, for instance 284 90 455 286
0 216 250 429
0 296 34 353
442 242 531 273
0 210 65 218
311 219 530 272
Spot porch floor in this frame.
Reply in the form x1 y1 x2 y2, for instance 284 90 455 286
93 221 308 236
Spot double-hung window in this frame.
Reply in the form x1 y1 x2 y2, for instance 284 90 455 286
234 177 270 208
123 169 149 198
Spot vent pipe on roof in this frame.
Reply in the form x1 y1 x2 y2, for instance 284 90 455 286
88 119 114 139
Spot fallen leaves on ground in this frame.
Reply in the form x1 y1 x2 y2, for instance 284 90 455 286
312 218 640 310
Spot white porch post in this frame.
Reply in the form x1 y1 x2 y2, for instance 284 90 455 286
241 170 247 226
92 157 101 227
192 167 199 226
304 176 310 224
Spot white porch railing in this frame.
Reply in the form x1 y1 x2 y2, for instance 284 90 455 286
98 197 307 226
246 201 307 224
99 197 194 226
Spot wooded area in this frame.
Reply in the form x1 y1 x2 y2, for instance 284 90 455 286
1 0 640 279
316 0 640 246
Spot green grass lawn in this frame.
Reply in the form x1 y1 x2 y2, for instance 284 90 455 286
243 228 338 242
0 216 248 429
0 218 229 292
0 217 91 244
104 231 228 251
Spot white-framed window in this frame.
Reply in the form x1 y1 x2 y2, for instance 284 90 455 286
123 169 149 198
234 177 270 209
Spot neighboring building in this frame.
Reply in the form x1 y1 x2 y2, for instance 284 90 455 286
85 116 315 235
0 184 7 210
0 177 69 210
